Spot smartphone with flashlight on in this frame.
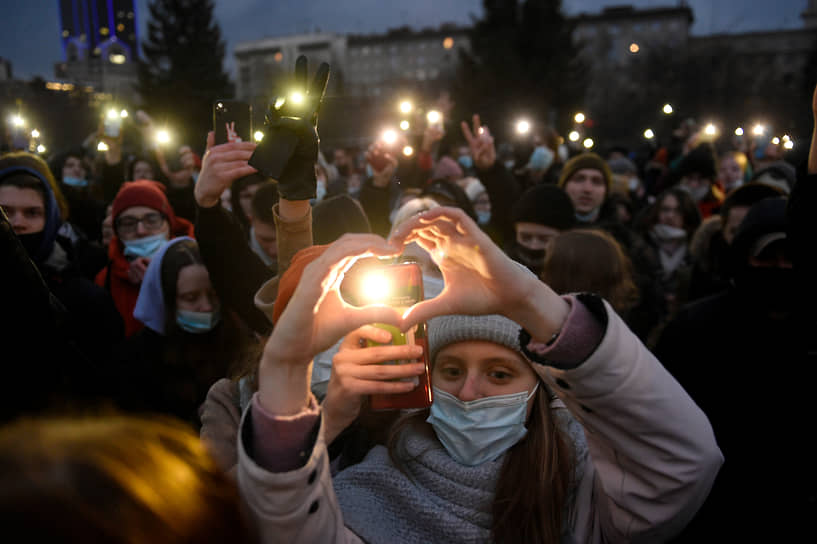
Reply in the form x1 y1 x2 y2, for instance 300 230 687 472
368 130 399 172
103 110 123 138
348 260 432 411
213 100 252 144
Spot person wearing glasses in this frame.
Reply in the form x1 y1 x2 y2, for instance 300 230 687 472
95 180 194 336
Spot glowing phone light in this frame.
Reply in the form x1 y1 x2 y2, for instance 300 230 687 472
361 271 391 304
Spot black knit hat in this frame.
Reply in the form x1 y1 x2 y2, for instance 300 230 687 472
511 184 576 230
677 144 717 180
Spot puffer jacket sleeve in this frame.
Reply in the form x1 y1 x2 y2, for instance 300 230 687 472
534 295 723 543
236 402 364 544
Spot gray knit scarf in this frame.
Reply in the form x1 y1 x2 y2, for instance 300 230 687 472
333 405 588 543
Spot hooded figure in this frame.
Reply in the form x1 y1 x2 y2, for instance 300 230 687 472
118 237 245 428
654 195 815 541
0 151 123 367
95 180 194 337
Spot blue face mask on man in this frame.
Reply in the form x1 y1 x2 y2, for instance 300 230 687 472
176 309 220 334
123 232 168 259
476 210 491 225
426 384 538 466
62 176 89 188
527 146 554 171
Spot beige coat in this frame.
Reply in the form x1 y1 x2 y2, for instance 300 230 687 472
236 300 723 543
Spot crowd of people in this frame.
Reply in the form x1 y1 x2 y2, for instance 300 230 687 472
1 55 815 542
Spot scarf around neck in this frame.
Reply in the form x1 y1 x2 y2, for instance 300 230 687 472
333 405 589 543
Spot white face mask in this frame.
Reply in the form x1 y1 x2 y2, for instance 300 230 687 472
651 223 687 242
426 384 538 466
680 183 709 203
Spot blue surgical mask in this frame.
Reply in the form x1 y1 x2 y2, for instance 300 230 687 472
315 181 327 202
575 208 600 223
62 176 88 188
426 384 538 466
458 155 474 170
176 309 220 334
476 210 491 225
527 146 554 171
122 232 168 259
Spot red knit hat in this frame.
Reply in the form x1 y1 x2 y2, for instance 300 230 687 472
112 180 175 224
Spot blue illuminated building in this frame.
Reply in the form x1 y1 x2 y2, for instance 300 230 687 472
57 0 139 64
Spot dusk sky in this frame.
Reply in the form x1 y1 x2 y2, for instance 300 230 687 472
0 0 809 80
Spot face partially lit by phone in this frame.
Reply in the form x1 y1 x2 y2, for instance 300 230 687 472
433 340 538 417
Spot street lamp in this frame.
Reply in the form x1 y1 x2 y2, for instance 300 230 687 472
400 120 410 131
574 112 585 124
31 129 40 138
629 42 640 54
734 127 744 136
402 145 414 157
663 104 673 115
399 100 413 114
254 131 265 142
752 124 765 136
515 119 531 135
583 138 594 149
704 123 717 136
568 130 580 142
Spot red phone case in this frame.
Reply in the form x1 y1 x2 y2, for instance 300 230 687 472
355 262 433 411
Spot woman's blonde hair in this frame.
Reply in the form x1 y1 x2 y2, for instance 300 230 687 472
0 414 254 543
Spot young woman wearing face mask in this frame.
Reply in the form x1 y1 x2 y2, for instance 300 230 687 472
115 237 250 429
95 180 194 336
236 206 722 543
632 187 702 337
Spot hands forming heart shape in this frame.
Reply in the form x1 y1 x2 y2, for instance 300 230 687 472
264 207 568 371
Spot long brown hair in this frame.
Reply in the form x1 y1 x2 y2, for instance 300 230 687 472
541 228 640 315
387 385 574 542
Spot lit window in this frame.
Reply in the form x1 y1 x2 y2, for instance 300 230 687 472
100 27 109 36
443 37 454 49
274 51 283 62
117 23 125 32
